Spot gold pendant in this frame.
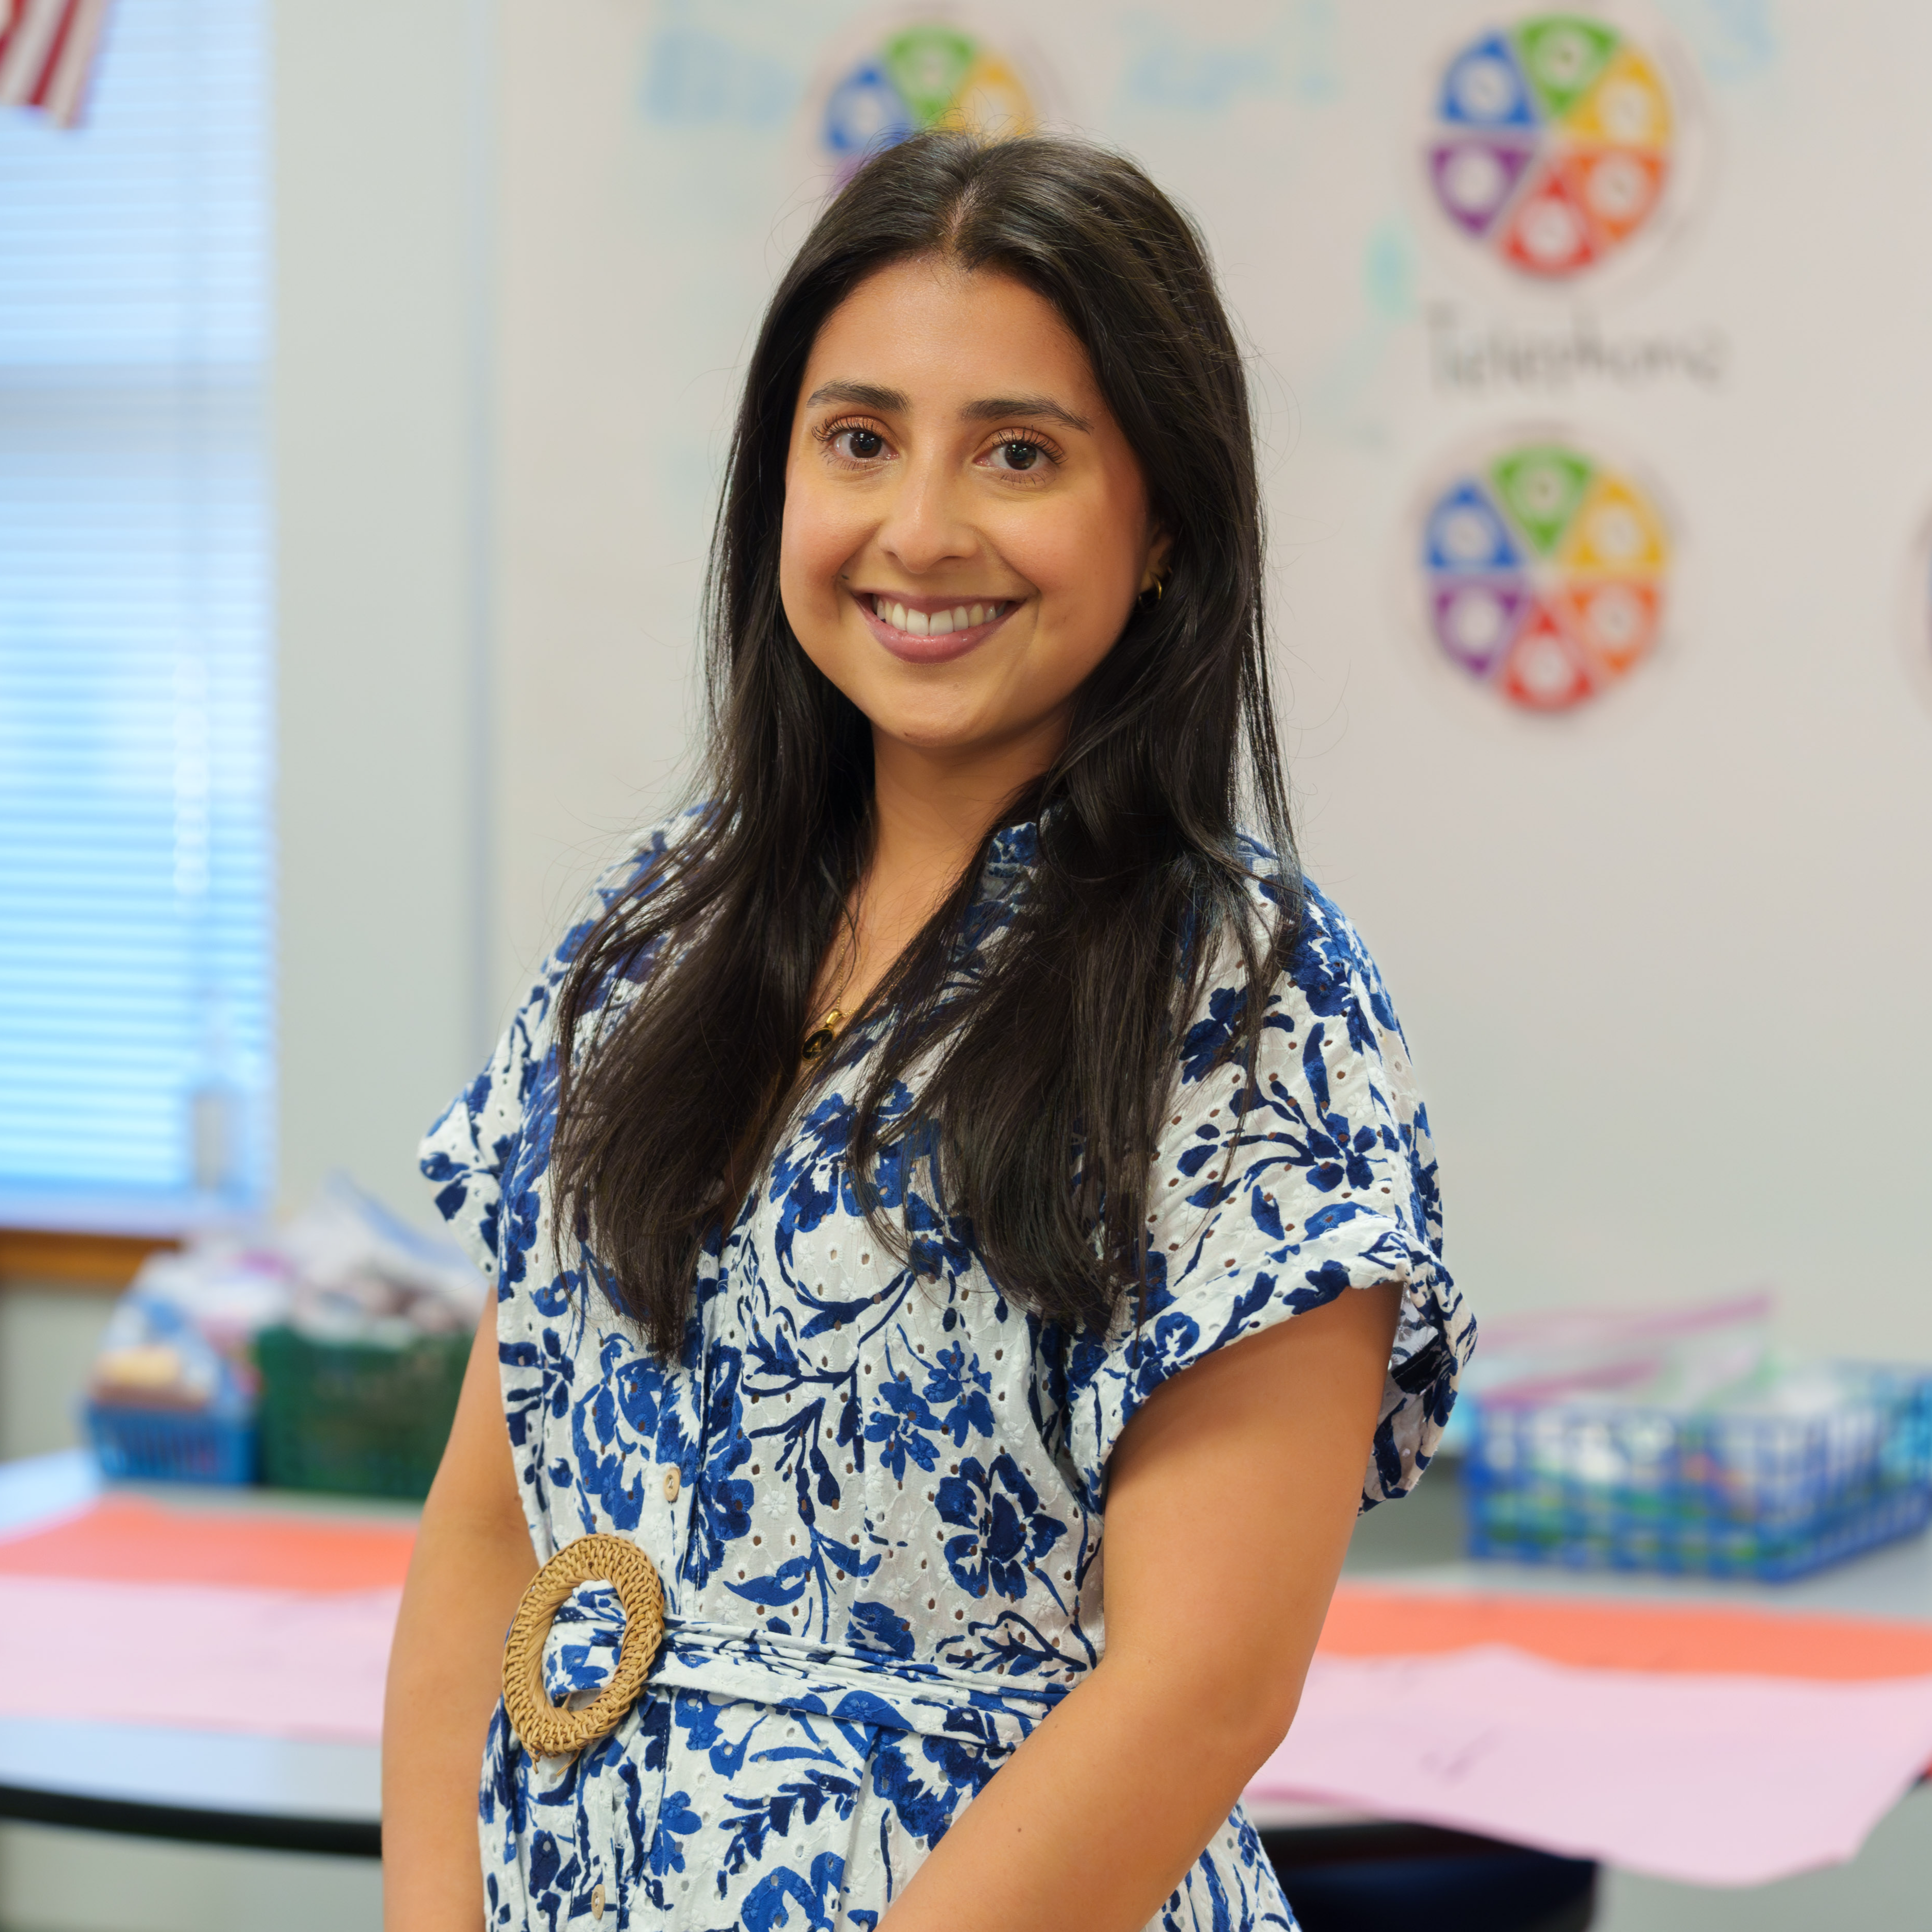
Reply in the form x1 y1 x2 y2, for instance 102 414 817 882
801 1007 846 1063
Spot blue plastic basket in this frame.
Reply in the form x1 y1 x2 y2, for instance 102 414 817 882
85 1402 257 1486
1464 1365 1932 1581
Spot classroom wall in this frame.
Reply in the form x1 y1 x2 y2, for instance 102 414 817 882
273 0 497 1226
487 0 709 1001
476 0 1932 1363
270 2 1932 1358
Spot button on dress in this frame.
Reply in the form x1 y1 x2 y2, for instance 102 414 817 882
421 817 1473 1931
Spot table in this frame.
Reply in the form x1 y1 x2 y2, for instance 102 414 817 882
4 1447 1927 1894
1253 1460 1932 1927
0 1450 1494 1880
0 1450 388 1857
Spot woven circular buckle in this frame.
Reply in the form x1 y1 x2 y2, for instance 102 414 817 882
501 1533 665 1758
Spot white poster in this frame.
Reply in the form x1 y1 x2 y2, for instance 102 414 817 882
494 1 1932 1354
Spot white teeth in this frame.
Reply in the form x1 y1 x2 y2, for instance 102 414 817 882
870 597 1010 634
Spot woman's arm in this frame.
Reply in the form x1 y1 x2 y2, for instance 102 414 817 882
880 1281 1402 1932
382 1297 537 1932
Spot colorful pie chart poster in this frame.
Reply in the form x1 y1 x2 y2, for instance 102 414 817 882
1426 12 1685 283
1419 438 1672 713
811 18 1042 187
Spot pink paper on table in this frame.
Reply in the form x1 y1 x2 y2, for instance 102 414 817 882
0 1575 397 1743
1250 1644 1932 1887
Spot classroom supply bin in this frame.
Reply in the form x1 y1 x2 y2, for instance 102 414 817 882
1464 1364 1932 1581
256 1324 469 1499
85 1402 258 1486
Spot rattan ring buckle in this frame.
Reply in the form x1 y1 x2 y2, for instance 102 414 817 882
501 1533 665 1758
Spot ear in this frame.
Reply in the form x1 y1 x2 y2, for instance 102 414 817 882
1138 526 1174 595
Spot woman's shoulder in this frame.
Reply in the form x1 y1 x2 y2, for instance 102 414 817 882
557 806 706 960
454 808 705 1090
527 804 710 1014
1224 837 1394 1005
416 807 707 1246
1185 838 1412 1073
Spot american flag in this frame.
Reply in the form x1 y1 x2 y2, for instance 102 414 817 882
0 0 113 128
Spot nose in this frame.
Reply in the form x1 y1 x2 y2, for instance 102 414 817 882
874 446 978 575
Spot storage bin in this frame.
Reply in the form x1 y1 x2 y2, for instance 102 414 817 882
86 1402 257 1485
256 1324 469 1499
1464 1364 1932 1581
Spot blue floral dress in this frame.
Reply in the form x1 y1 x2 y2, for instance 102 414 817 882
421 817 1472 1932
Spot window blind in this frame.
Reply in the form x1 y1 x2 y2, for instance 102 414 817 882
0 0 272 1230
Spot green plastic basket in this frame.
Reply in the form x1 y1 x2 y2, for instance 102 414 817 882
256 1324 469 1498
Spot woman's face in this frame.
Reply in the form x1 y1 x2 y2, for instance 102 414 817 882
780 257 1166 767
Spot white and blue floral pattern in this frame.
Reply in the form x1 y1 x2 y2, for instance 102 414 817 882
422 818 1473 1931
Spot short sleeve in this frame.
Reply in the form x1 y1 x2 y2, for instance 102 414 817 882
417 819 691 1282
1062 885 1473 1512
417 962 560 1287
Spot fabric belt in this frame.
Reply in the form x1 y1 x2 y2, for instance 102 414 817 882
652 1619 1074 1751
542 1583 1076 1754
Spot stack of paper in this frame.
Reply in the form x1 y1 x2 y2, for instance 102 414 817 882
1252 1583 1932 1885
0 1497 411 1742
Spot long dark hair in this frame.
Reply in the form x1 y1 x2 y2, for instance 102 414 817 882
551 131 1298 1357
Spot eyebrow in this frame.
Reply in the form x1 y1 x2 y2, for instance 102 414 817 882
804 381 907 413
803 381 1093 434
961 394 1092 433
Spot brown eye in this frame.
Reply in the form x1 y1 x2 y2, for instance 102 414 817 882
997 439 1039 471
841 428 884 460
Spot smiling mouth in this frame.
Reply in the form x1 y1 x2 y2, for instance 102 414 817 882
861 593 1015 638
853 590 1021 665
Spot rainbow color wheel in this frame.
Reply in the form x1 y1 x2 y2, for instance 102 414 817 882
1421 442 1669 711
1427 15 1674 279
819 23 1036 182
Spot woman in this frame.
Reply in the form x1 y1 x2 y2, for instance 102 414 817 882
386 131 1471 1932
